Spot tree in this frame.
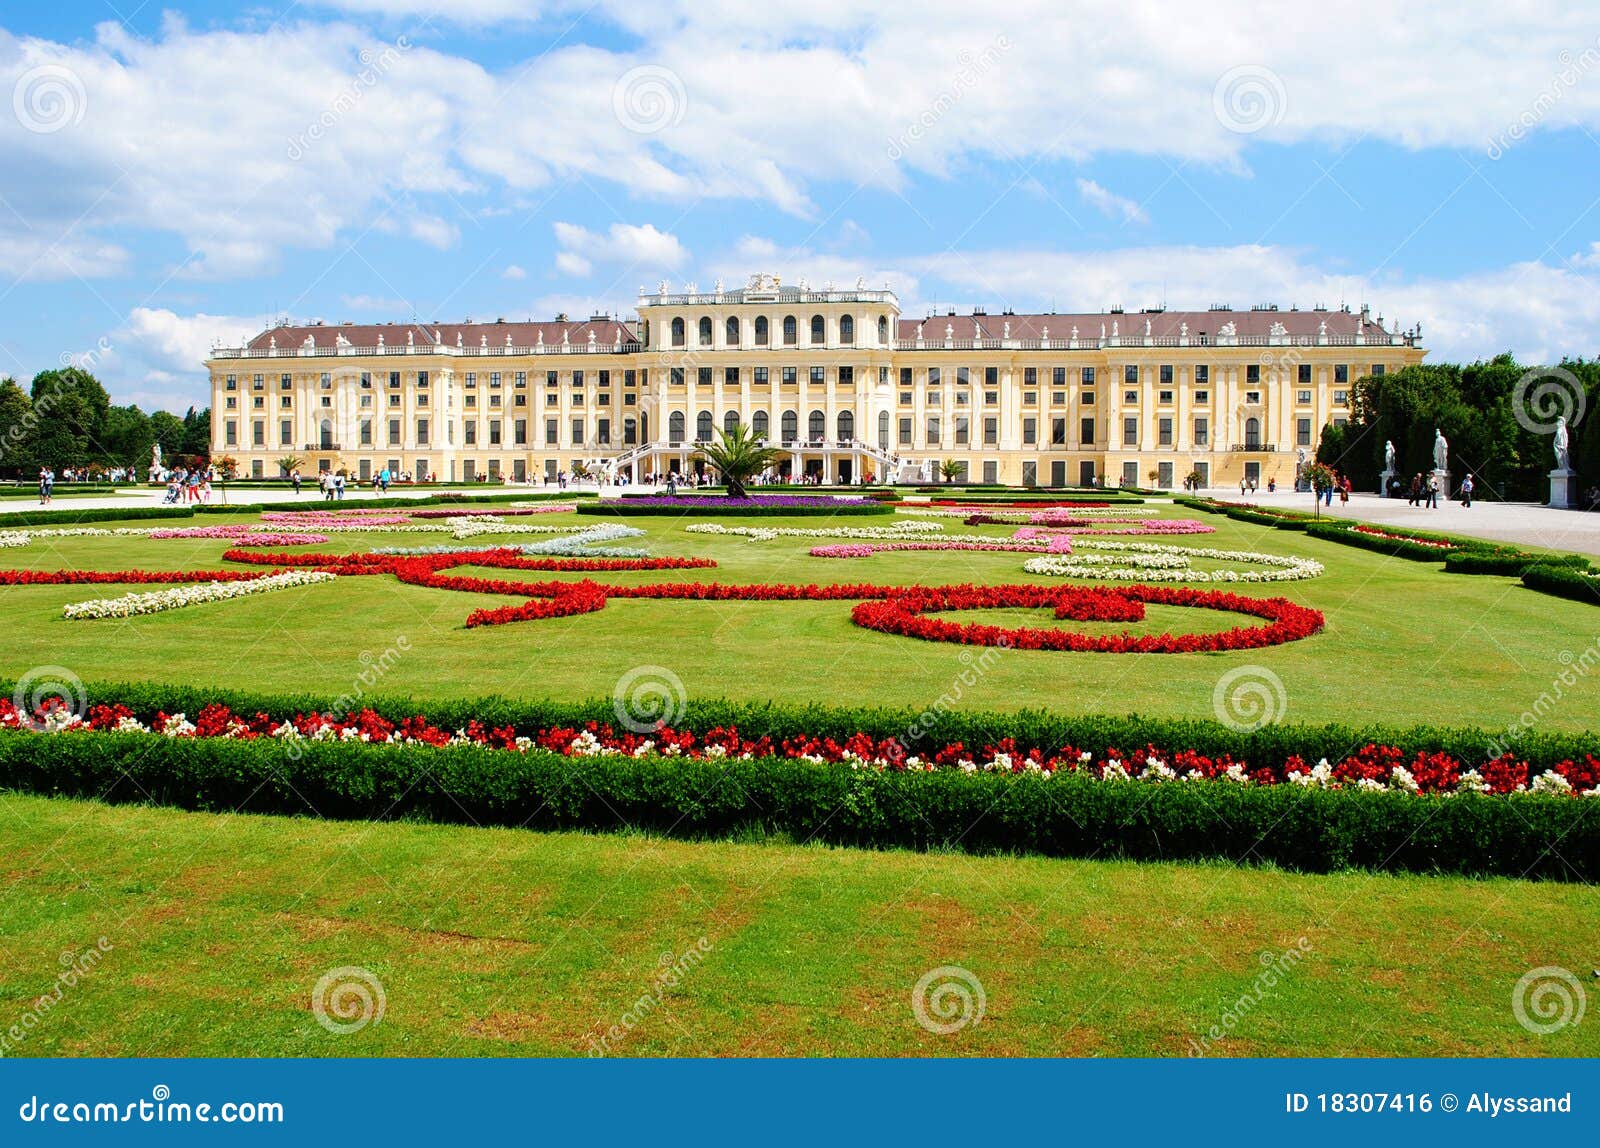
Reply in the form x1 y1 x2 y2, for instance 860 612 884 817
938 459 964 484
149 410 186 460
100 404 156 470
694 422 781 498
0 378 34 476
24 368 110 468
275 455 305 478
179 406 211 457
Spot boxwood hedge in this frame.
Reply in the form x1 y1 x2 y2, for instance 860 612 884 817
1522 562 1600 605
577 500 893 517
0 729 1591 879
0 506 196 526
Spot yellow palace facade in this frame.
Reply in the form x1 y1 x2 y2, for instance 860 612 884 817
207 274 1425 488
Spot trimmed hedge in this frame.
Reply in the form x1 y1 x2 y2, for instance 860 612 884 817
0 506 196 526
11 677 1600 775
577 500 894 517
1522 562 1600 606
1445 550 1592 577
1302 521 1464 562
195 491 594 515
0 729 1591 879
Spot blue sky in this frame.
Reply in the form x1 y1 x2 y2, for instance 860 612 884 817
3 2 1600 412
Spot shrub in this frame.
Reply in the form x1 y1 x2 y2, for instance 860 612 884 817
0 729 1590 879
1522 562 1600 605
0 506 195 526
577 500 894 517
1445 550 1591 577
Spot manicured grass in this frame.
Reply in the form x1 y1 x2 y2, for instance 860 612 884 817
0 503 1594 731
0 792 1593 1057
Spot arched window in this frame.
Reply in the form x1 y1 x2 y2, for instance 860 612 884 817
782 315 797 345
877 315 889 345
696 410 714 441
623 417 637 445
810 315 825 344
725 316 740 346
837 410 854 441
1245 417 1261 448
752 410 770 439
781 410 798 443
754 316 769 345
668 411 685 443
839 315 854 344
808 409 825 441
319 418 334 449
723 410 739 436
877 411 890 450
640 412 649 441
698 317 713 346
670 317 685 347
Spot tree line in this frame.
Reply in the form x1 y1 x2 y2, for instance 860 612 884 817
1316 355 1598 501
0 368 211 478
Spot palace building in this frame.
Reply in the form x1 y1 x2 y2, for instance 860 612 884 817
207 274 1426 488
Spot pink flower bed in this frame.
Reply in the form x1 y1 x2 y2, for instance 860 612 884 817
230 533 330 547
407 505 576 518
811 536 1075 559
260 512 409 526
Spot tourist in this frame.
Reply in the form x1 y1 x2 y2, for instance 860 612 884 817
1425 474 1439 509
1339 476 1350 505
1267 477 1276 493
1461 472 1474 508
38 466 52 505
1408 474 1422 505
291 469 302 495
334 472 346 500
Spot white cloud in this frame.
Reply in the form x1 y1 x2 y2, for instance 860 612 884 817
5 8 1600 282
1076 179 1148 224
502 263 527 280
552 221 687 277
0 230 129 282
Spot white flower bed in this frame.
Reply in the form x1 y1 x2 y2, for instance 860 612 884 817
901 506 1159 518
687 521 944 541
0 531 28 548
62 571 338 620
1024 541 1324 582
371 523 647 557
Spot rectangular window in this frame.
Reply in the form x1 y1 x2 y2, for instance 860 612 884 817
1123 416 1138 446
1297 417 1313 447
1246 364 1260 383
1297 390 1312 404
1195 365 1209 384
1372 364 1386 377
547 371 558 387
1080 417 1095 445
901 368 913 386
1023 417 1037 445
464 422 477 445
1194 417 1209 446
388 418 401 445
982 367 995 387
1125 390 1139 404
754 367 769 385
1334 389 1349 405
1124 364 1138 385
1159 364 1173 384
838 366 853 387
898 417 912 445
1245 391 1261 404
1298 363 1312 384
1051 391 1066 405
545 419 558 445
624 370 636 388
725 367 740 386
415 418 429 445
572 371 583 388
571 418 584 445
782 367 797 386
671 368 685 386
1335 364 1349 383
1082 366 1096 385
359 420 372 446
1194 390 1209 404
954 416 969 445
810 366 825 385
926 416 940 445
985 391 998 406
983 417 998 445
489 372 499 388
488 420 502 446
1158 417 1173 446
280 419 292 446
1159 390 1173 404
697 367 712 387
1051 418 1066 445
1053 367 1066 386
1024 367 1038 386
515 371 526 388
597 418 610 444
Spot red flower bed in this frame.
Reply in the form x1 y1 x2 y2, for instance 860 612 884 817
12 545 1323 652
5 697 1595 797
1350 524 1455 549
0 569 263 586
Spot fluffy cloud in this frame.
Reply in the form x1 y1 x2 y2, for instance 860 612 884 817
5 7 1600 284
552 222 688 278
1076 179 1148 225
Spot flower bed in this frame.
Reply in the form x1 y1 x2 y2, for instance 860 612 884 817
409 505 576 518
1023 542 1324 583
62 571 337 620
580 496 893 517
963 513 1214 534
1351 524 1455 549
810 538 1076 558
3 695 1593 800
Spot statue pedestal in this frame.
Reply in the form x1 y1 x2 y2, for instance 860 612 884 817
1431 468 1451 502
1550 469 1578 509
1379 468 1396 497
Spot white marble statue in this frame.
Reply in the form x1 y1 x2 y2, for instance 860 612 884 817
1554 415 1571 471
1384 440 1397 473
1433 428 1448 473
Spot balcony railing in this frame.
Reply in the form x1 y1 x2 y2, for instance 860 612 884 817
212 341 644 360
1230 443 1278 452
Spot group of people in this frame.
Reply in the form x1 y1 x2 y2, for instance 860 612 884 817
1404 471 1477 508
161 467 215 504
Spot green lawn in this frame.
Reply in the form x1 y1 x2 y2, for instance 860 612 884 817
0 502 1594 731
1 792 1593 1057
1 501 1597 1059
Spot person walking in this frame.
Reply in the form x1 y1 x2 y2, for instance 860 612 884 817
1407 473 1422 506
1425 474 1439 509
1461 472 1474 508
291 469 302 496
